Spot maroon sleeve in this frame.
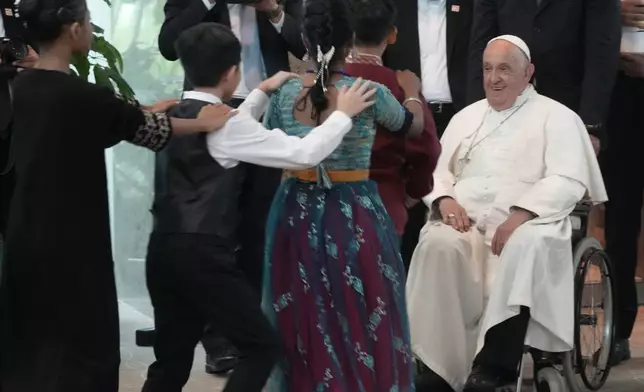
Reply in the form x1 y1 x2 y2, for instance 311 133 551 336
403 94 441 199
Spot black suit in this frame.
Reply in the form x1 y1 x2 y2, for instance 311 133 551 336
384 0 473 112
383 0 473 272
158 0 305 81
467 0 621 138
603 72 644 344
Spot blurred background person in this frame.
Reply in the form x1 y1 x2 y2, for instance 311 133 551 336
467 0 621 154
0 0 37 240
603 0 644 366
0 3 37 391
156 0 306 375
382 0 474 270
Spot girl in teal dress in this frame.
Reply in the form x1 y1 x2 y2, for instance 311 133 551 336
261 0 423 390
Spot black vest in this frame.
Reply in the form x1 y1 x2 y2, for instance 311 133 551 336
151 99 245 245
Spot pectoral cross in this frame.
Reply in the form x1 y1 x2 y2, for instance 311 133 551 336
455 156 470 180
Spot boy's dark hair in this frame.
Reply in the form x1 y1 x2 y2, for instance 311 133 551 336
352 0 397 46
175 23 241 88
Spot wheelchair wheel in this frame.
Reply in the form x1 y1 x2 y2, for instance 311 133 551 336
536 367 568 392
563 237 615 391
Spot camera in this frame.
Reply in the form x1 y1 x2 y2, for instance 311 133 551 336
0 37 28 65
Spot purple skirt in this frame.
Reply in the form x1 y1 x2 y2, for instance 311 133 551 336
262 179 414 391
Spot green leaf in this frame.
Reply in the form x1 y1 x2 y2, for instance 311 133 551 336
93 66 115 92
90 36 124 73
91 23 104 34
72 52 91 79
101 38 125 71
105 67 136 99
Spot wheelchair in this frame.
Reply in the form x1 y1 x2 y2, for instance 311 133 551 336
414 201 616 392
520 200 616 392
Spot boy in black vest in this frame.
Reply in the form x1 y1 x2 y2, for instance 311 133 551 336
142 22 374 392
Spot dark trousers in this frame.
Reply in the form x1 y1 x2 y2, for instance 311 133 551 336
473 307 530 378
603 72 644 340
401 103 455 270
200 98 282 356
142 233 280 392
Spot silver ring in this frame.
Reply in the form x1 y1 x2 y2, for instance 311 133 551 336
447 213 456 219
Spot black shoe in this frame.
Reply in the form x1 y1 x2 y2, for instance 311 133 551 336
205 347 240 375
463 366 516 392
609 339 631 367
414 366 454 392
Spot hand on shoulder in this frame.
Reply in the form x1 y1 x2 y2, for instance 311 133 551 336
197 103 237 132
336 78 377 117
396 70 421 96
258 71 299 94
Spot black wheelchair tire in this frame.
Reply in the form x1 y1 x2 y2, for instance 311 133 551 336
563 237 615 391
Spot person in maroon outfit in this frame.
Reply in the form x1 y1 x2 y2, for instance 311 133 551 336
346 0 440 246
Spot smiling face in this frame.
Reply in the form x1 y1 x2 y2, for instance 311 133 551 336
482 40 535 110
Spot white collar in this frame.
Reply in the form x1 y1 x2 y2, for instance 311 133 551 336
182 90 223 104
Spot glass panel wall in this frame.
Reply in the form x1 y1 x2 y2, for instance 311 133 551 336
90 0 185 316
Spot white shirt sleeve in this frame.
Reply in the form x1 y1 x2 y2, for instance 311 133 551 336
202 0 215 10
237 89 270 121
270 11 285 33
207 111 352 170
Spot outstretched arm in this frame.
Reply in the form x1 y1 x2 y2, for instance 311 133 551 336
207 110 352 169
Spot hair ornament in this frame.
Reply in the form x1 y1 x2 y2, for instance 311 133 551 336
315 45 335 92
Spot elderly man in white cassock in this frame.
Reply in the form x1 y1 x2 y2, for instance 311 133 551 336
407 35 607 392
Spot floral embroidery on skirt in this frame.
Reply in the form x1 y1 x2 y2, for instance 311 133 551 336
262 179 414 392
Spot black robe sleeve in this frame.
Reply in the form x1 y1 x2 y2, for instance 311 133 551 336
88 84 173 151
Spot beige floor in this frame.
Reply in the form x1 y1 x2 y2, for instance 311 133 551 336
119 302 644 391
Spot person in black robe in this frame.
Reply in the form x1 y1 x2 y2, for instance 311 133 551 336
0 1 234 391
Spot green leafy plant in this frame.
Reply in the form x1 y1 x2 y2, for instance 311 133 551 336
70 0 135 99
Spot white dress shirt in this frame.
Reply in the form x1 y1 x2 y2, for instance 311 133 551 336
182 89 353 169
202 0 285 99
417 0 452 103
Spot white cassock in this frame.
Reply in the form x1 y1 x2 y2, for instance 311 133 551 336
406 85 607 391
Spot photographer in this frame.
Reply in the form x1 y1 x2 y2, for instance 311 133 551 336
1 2 38 238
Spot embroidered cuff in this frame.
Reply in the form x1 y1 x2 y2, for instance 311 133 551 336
133 112 172 152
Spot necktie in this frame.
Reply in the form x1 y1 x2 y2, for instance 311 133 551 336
239 7 265 90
